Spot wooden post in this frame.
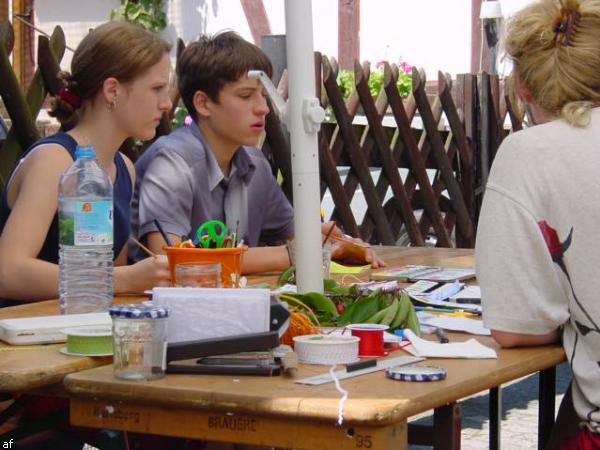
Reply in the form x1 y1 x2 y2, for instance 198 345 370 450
11 0 34 89
338 0 360 70
0 0 8 22
240 0 271 45
12 0 24 85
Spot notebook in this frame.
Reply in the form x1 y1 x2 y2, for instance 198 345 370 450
0 312 111 345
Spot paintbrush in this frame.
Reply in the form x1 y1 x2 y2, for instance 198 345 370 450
129 236 158 259
322 221 337 245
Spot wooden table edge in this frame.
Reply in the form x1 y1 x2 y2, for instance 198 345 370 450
64 344 565 426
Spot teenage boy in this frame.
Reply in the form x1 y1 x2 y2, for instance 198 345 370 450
132 31 382 272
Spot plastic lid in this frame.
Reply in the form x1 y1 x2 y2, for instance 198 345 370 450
74 145 96 159
109 303 169 319
385 364 447 382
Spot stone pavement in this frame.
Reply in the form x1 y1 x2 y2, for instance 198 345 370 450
409 361 573 450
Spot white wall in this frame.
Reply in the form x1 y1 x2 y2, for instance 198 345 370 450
33 0 533 77
34 0 119 69
360 0 472 75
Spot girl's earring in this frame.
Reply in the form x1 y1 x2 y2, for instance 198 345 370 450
107 98 117 110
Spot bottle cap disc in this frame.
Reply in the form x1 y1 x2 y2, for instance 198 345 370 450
385 364 447 382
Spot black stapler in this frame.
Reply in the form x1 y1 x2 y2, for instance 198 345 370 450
165 297 290 376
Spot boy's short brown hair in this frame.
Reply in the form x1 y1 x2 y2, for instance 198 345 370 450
177 31 273 121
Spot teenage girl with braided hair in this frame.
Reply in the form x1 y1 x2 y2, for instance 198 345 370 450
0 21 172 303
476 0 600 447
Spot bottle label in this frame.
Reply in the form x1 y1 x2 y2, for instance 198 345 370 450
59 200 113 246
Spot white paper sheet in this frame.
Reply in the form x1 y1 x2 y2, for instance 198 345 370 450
402 329 497 359
417 313 491 336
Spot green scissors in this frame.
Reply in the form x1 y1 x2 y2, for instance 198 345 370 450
196 220 228 248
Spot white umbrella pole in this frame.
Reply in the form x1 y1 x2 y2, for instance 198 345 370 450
285 0 325 293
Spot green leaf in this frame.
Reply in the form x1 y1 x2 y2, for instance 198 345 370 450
338 301 358 326
323 278 351 295
126 3 142 19
351 297 381 323
277 266 295 286
301 292 338 317
110 0 167 32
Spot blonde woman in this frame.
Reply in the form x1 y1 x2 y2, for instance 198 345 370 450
0 21 172 303
476 0 600 447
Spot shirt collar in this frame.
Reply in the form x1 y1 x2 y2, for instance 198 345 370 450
189 121 256 191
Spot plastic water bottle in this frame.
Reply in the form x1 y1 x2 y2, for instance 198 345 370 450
58 145 113 314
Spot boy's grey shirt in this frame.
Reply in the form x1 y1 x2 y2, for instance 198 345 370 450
131 122 294 259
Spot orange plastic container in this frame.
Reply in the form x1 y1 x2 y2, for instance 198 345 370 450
163 245 248 288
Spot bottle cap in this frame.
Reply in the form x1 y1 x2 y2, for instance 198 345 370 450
109 302 169 319
385 364 447 382
75 145 96 159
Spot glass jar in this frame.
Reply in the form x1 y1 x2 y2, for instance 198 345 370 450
109 303 169 380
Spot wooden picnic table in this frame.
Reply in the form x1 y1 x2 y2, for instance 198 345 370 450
56 246 564 450
64 334 564 450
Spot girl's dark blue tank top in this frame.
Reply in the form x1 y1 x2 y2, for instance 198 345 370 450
0 132 132 263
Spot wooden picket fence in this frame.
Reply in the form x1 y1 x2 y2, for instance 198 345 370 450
0 22 530 249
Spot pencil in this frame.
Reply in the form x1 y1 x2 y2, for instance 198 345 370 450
322 222 336 245
129 236 158 259
153 219 174 247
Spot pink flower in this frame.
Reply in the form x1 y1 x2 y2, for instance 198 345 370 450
399 61 413 73
184 115 193 126
375 60 386 68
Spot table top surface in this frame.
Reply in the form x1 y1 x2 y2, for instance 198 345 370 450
1 246 565 410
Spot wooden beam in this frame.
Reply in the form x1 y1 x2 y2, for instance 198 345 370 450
338 0 360 70
240 0 271 45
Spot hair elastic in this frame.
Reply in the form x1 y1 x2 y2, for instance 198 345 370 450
59 86 82 110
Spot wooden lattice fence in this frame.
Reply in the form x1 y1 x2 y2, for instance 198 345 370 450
262 56 527 249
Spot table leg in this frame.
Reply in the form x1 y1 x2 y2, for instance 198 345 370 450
489 386 501 450
538 366 556 450
433 402 461 450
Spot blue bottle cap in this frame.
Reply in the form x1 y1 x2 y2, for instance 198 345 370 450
74 145 96 159
109 302 169 319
